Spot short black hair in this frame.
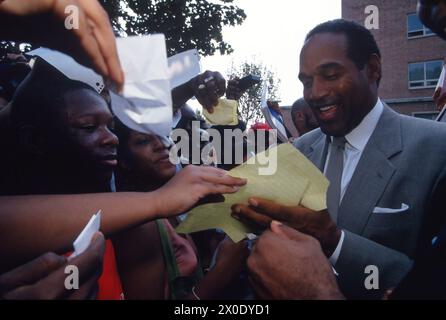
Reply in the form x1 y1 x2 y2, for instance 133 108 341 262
0 60 31 101
11 78 97 130
10 58 99 130
305 19 381 70
291 98 310 119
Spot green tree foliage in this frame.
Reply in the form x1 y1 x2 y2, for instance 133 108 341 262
228 60 281 124
0 1 246 58
99 0 246 56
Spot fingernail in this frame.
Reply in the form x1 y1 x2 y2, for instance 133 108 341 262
249 198 258 207
232 213 240 220
271 220 283 228
233 206 241 214
233 186 240 191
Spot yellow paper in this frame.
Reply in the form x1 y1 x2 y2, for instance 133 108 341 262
176 144 329 242
203 98 238 126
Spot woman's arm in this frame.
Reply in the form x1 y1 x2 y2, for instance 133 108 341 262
0 192 161 273
112 221 166 300
0 165 246 273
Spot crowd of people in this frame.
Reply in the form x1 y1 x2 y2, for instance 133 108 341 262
1 0 446 301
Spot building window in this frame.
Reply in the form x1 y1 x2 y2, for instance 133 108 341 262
408 60 443 89
407 13 434 38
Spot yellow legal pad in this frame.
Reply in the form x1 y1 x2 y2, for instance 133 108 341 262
202 98 239 126
176 143 329 242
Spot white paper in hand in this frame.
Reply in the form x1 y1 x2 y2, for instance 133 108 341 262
27 47 105 94
113 35 173 137
70 210 102 258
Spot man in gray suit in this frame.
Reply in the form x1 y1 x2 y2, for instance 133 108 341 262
232 19 446 299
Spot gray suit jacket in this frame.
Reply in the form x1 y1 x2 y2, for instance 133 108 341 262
294 105 446 299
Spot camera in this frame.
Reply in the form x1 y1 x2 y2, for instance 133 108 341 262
237 74 261 92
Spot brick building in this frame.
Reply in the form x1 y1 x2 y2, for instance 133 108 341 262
343 0 446 119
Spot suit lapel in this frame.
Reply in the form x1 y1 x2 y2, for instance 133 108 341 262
337 105 403 233
306 134 329 172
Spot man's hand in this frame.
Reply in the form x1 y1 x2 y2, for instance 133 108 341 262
213 238 249 283
188 71 226 113
231 197 341 257
0 0 124 90
0 232 106 300
156 165 247 217
226 78 243 101
247 222 344 300
188 237 249 300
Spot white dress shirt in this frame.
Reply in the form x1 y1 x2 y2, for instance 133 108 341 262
325 98 384 265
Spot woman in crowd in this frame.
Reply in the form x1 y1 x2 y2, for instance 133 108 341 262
0 58 246 299
113 120 249 299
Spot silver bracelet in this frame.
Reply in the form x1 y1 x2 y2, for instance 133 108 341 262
192 286 201 300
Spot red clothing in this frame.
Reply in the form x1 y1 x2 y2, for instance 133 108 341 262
97 240 124 300
251 122 272 130
65 239 124 300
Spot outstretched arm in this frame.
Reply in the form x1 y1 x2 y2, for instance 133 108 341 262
0 165 246 273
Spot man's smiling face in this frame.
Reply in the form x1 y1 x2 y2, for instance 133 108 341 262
299 32 377 137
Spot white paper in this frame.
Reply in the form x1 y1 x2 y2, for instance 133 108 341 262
70 210 102 258
27 48 105 94
168 49 201 89
113 35 173 137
